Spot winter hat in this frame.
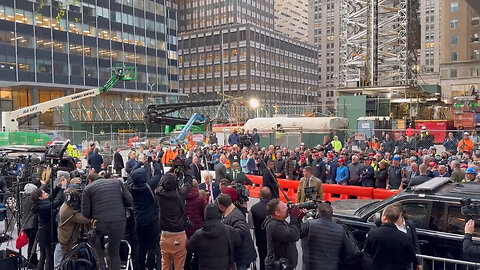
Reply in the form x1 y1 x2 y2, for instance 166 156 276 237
24 183 37 194
204 204 222 220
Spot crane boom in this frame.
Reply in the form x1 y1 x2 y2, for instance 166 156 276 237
171 113 207 145
1 65 136 132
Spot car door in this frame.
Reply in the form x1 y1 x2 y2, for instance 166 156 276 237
434 202 480 260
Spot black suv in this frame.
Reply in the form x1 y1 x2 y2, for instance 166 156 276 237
331 177 480 261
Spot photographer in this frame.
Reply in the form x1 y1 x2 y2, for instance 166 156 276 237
130 159 163 270
300 202 360 270
264 199 305 270
81 173 133 270
31 177 67 270
463 220 480 261
20 183 39 267
155 158 193 270
58 188 91 256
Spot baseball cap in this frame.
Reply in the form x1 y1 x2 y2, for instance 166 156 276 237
392 156 401 161
429 161 436 167
421 126 426 130
338 158 345 163
363 157 370 161
314 153 320 157
466 167 477 174
327 153 334 159
461 163 469 169
369 152 375 157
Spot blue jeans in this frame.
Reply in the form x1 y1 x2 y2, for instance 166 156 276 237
54 243 63 269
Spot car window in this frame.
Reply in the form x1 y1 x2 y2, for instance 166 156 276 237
402 203 429 229
444 206 480 237
428 202 445 231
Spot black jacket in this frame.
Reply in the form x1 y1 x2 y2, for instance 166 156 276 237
375 168 388 189
361 165 375 187
250 198 270 252
113 152 124 171
403 218 421 265
312 159 326 181
274 158 286 176
364 223 417 270
222 207 257 266
155 172 193 232
87 152 103 173
463 233 480 262
129 164 162 225
407 175 432 188
33 186 65 248
21 193 37 230
300 217 353 270
187 219 241 270
81 179 132 222
189 162 202 183
264 217 301 270
262 169 279 199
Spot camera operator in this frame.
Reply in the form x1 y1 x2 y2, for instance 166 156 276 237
300 202 360 270
129 159 163 270
264 199 306 270
31 177 67 270
20 183 39 267
155 158 193 270
463 220 480 261
296 166 323 204
81 172 133 270
58 188 91 256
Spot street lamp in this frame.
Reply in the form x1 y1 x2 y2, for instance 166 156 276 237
249 98 260 118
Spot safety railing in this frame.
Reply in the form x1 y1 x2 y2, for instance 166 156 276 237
417 254 480 270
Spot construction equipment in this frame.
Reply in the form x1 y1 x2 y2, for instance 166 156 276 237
1 65 136 132
170 113 207 145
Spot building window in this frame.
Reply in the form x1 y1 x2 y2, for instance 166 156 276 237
450 2 458 12
450 52 457 61
450 69 457 78
450 35 458 45
450 19 458 29
472 33 480 43
473 17 480 26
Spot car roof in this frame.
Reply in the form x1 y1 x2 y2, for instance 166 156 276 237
407 177 480 201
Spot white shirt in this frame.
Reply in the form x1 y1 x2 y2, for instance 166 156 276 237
396 219 407 234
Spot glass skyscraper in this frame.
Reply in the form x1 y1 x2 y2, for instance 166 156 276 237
0 0 180 130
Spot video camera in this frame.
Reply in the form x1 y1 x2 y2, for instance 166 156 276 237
171 157 190 186
461 197 480 220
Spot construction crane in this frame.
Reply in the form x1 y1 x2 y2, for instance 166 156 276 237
1 65 136 132
170 113 207 145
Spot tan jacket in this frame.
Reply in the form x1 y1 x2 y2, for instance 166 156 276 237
58 203 91 255
296 176 324 203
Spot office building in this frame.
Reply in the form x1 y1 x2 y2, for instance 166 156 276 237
178 0 318 111
440 0 480 100
274 0 314 45
418 0 441 83
313 0 338 113
178 23 318 106
0 0 181 131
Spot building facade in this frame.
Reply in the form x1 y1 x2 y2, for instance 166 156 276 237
274 0 314 45
419 0 441 81
440 0 480 101
0 0 181 131
178 0 318 111
178 23 318 105
313 0 338 113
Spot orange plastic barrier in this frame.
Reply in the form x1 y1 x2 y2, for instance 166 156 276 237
246 174 400 202
373 189 400 200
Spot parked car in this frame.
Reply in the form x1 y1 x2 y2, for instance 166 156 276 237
331 177 480 261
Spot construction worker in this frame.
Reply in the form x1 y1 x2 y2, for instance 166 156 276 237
458 132 474 154
162 146 178 167
462 167 479 183
405 124 415 142
331 136 342 152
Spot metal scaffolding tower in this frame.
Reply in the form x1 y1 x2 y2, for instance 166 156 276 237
339 0 419 87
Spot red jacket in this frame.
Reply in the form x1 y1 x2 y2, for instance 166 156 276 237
185 188 206 239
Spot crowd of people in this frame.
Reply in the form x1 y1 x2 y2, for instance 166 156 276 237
12 125 480 270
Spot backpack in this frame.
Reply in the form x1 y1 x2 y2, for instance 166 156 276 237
60 241 97 270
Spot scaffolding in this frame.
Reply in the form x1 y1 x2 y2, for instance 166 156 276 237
339 0 420 87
